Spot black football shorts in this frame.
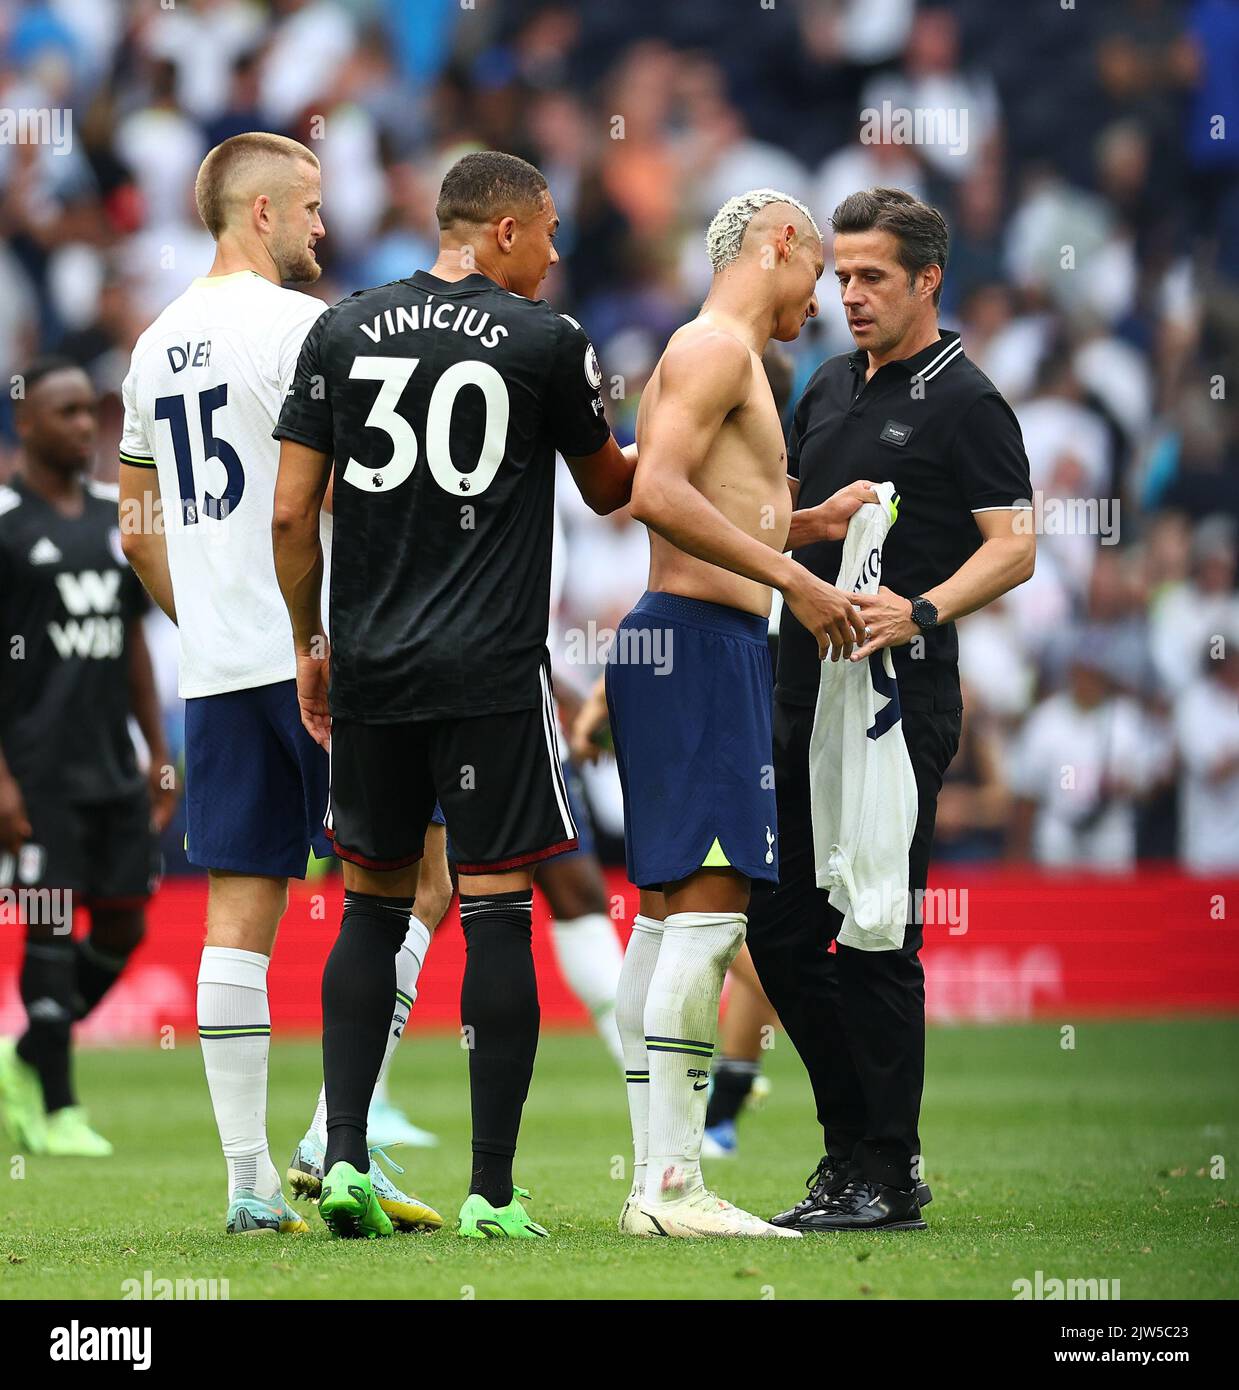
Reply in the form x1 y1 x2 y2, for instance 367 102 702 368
328 689 577 875
1 791 161 908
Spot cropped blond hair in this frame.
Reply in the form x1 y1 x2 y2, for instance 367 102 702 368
194 132 319 238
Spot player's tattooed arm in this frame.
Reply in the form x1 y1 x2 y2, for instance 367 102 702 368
127 618 177 832
272 439 332 748
630 333 866 659
118 465 177 623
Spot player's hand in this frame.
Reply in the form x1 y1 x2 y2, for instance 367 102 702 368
146 753 179 834
0 773 32 856
817 480 877 540
295 644 332 750
848 587 918 662
784 565 867 662
570 677 611 764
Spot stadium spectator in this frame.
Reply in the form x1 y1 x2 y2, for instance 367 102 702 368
1007 646 1160 872
0 0 1235 875
1150 516 1239 694
1174 633 1239 873
932 680 1010 863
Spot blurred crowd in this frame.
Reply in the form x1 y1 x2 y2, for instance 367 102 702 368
2 0 1237 872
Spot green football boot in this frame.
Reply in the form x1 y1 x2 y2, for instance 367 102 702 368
288 1132 442 1232
457 1185 548 1239
0 1037 47 1153
43 1106 113 1158
319 1160 394 1240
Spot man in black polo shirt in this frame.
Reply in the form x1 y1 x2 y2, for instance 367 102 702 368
747 188 1035 1232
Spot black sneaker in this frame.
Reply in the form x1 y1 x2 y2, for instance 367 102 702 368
769 1155 853 1229
800 1178 927 1232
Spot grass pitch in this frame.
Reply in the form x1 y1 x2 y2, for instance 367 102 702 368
2 1019 1236 1300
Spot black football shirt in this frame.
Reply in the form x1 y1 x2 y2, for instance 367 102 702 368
0 476 146 803
777 330 1032 708
275 271 610 722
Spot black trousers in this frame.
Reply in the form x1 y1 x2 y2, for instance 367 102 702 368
746 694 962 1191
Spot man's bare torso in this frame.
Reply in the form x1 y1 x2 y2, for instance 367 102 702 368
636 321 790 618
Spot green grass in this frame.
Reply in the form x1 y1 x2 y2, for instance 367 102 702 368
2 1019 1237 1300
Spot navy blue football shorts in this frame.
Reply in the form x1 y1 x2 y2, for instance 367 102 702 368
605 590 778 890
184 678 331 878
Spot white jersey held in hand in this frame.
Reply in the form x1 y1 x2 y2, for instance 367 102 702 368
809 480 918 952
119 270 329 698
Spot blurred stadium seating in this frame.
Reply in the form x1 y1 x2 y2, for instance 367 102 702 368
2 0 1237 885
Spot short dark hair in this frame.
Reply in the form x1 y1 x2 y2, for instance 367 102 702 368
19 354 85 400
435 150 548 229
831 187 950 307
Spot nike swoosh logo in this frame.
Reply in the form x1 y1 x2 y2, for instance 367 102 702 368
692 1082 708 1091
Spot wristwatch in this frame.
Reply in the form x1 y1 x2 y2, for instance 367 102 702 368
909 596 939 631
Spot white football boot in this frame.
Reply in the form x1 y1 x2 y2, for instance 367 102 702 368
618 1185 659 1236
634 1184 800 1239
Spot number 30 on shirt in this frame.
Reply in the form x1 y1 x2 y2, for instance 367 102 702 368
342 356 510 496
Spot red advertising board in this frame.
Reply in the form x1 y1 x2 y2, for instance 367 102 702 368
1 867 1236 1041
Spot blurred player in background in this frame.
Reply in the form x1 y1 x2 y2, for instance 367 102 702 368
535 744 625 1065
273 150 636 1239
0 358 173 1158
119 133 442 1235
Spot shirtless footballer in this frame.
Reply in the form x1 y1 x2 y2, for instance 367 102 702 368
606 189 874 1238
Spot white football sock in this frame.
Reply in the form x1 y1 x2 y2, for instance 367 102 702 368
311 913 431 1138
374 913 431 1097
309 1085 329 1143
643 911 746 1207
615 914 664 1194
197 947 280 1200
551 911 625 1067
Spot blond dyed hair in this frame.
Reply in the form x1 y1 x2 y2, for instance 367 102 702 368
705 188 820 274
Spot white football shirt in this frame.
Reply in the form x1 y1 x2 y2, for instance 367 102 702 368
809 482 918 952
120 271 328 698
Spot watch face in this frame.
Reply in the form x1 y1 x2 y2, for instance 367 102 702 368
913 599 938 628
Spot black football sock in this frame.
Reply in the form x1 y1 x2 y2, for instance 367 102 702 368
16 937 77 1113
704 1056 761 1128
460 890 538 1208
73 911 145 1020
321 892 412 1175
